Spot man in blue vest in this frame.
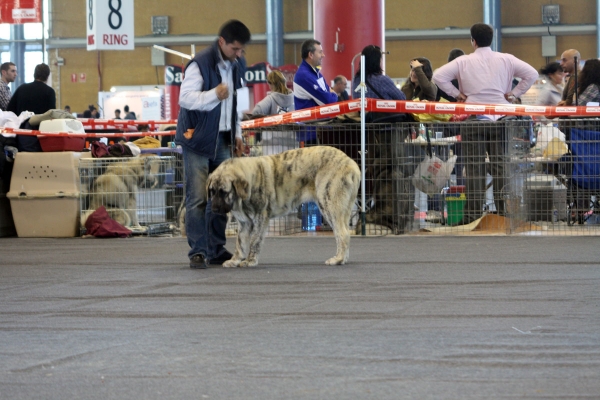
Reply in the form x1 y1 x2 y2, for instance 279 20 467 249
175 20 250 269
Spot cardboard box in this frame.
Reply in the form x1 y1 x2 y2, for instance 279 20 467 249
7 152 84 237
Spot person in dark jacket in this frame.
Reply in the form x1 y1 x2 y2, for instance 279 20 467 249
123 105 136 120
7 63 55 115
174 19 250 270
7 63 56 152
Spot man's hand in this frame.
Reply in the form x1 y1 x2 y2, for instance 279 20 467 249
215 83 229 101
456 93 467 102
234 137 244 157
557 100 566 106
505 92 517 103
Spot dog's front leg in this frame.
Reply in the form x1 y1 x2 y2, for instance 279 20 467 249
223 221 251 268
239 213 268 268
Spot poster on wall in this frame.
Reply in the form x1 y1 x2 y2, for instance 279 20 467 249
0 0 41 24
99 88 163 121
87 0 134 50
140 96 162 120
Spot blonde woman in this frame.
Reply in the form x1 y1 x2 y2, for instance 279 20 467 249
252 70 295 115
252 70 296 155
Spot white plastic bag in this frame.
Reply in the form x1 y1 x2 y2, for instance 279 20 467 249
412 154 457 196
534 123 565 154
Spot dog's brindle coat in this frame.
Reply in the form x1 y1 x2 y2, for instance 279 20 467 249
207 146 360 267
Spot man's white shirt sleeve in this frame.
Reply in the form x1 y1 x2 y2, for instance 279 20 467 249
179 62 220 111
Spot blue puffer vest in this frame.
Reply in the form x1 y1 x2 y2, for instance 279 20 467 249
175 41 245 159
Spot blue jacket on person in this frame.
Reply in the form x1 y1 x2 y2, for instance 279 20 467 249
175 40 246 159
293 60 338 141
293 60 338 111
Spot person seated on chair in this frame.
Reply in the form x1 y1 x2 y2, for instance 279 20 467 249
576 59 600 105
401 57 445 223
332 75 349 101
401 57 437 102
352 44 406 102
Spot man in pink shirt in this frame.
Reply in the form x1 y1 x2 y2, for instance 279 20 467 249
433 23 538 224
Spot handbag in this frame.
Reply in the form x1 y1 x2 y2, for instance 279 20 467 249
91 141 110 158
412 130 457 196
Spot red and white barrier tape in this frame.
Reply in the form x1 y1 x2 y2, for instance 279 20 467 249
241 98 600 129
0 128 177 137
77 118 177 130
4 102 600 136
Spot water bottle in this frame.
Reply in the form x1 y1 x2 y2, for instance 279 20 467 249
302 202 322 231
418 123 426 140
552 207 558 224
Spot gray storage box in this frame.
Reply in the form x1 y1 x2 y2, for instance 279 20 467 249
524 174 567 222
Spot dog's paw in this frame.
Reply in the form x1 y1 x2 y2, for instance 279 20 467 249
239 259 258 268
325 257 345 265
222 259 240 268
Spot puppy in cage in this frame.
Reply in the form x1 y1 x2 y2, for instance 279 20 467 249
82 156 159 227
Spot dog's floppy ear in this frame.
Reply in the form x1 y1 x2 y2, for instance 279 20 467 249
232 175 250 200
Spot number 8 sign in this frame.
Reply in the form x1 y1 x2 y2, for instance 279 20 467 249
86 0 134 51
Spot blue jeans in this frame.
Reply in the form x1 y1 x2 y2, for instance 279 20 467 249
183 134 231 260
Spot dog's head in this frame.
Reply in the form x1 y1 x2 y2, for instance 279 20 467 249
207 163 249 215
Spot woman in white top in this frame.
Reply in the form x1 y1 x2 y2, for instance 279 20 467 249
536 62 564 106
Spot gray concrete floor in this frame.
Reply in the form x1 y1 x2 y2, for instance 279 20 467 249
1 235 599 399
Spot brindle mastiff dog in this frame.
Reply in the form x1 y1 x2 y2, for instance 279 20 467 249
207 146 360 267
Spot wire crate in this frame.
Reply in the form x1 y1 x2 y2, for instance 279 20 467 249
140 147 185 230
79 155 179 236
242 118 600 237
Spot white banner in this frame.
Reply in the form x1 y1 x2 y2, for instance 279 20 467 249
87 0 134 51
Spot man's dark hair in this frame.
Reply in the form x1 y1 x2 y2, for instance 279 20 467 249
124 105 130 112
219 20 251 45
448 48 465 63
1 62 15 73
355 44 383 77
540 62 563 76
578 59 600 96
301 40 321 60
33 63 50 81
115 109 121 113
470 23 494 48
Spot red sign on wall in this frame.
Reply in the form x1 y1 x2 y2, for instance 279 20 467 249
71 73 77 83
0 0 42 24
